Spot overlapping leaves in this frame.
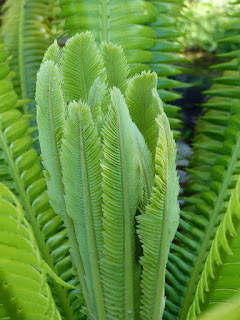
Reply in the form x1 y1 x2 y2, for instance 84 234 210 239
36 32 180 320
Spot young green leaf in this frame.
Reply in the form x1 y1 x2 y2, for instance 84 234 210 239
101 87 142 319
137 110 180 320
62 32 106 102
61 101 105 320
125 71 158 157
101 42 129 93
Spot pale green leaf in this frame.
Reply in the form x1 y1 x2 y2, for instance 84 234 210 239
62 32 106 102
61 101 106 320
36 60 65 219
101 87 142 319
137 110 180 320
125 71 158 158
100 42 129 93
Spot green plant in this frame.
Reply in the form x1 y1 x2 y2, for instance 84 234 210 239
1 1 240 320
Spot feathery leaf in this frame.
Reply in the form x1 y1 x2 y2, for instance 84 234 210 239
61 101 105 320
101 87 142 319
126 71 158 157
137 110 179 320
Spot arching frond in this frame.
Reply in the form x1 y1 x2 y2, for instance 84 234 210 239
0 183 61 320
187 178 240 319
164 3 240 318
0 44 83 320
101 87 142 319
1 0 54 114
137 110 179 320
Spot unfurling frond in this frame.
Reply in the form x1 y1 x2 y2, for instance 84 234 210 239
101 87 142 319
101 42 130 93
61 101 105 320
138 111 179 320
62 32 106 103
36 60 65 219
126 71 158 157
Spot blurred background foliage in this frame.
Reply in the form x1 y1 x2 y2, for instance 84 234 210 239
179 0 240 57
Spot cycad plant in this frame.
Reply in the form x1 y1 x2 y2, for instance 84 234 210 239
1 1 240 320
35 32 180 320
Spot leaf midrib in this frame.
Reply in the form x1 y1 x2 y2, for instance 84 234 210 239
77 108 106 320
152 132 168 319
115 100 135 319
179 136 240 319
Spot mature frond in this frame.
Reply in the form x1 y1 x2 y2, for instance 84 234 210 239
61 101 105 320
101 87 142 319
0 183 61 320
1 0 54 114
0 43 83 320
138 110 179 320
187 178 240 319
164 4 240 318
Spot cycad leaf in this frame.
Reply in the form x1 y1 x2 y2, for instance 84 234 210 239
0 183 62 320
87 77 107 127
100 42 129 93
1 0 54 114
36 59 89 319
61 101 105 320
42 40 62 65
101 87 142 319
137 110 179 320
0 44 82 320
36 60 65 219
132 123 154 214
125 71 158 157
62 32 106 102
187 178 240 320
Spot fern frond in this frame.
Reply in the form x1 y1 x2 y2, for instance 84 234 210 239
0 183 61 320
62 32 106 102
61 101 105 320
137 110 179 320
101 87 142 319
0 44 83 320
36 60 65 219
1 0 54 114
100 42 129 93
125 71 158 157
187 178 240 319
